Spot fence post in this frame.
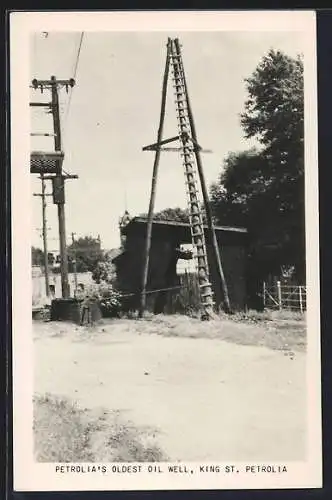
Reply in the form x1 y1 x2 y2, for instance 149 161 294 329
263 281 266 309
299 285 303 314
277 281 282 310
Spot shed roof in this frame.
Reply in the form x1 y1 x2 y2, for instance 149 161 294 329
123 217 248 234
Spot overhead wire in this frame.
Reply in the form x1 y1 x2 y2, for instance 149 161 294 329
58 31 85 182
35 33 85 246
62 32 84 144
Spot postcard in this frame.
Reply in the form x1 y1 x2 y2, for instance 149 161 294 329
10 10 321 491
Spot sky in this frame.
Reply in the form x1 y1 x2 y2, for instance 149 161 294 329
30 30 305 251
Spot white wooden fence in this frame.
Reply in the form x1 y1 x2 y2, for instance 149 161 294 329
263 281 307 313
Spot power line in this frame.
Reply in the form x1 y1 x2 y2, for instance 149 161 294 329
63 32 84 138
73 32 84 81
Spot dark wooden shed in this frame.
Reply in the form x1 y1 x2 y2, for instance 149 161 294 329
113 217 248 312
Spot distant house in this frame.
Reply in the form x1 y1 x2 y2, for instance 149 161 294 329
32 265 94 308
112 216 248 312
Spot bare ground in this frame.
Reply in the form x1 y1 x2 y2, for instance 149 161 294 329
33 314 306 462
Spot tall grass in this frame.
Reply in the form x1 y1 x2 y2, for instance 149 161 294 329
33 393 167 463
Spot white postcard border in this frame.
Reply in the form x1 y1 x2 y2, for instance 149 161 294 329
10 10 321 491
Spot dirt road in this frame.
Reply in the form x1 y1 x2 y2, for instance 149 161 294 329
34 319 306 462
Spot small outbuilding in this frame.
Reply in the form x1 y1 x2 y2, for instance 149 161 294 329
112 216 248 313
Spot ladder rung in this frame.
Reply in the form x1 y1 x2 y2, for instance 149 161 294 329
196 250 208 257
193 243 206 251
197 259 208 272
202 302 216 308
189 213 203 225
189 215 205 221
191 223 204 229
189 209 205 215
189 208 203 215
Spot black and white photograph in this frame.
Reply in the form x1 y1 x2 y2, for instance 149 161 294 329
10 10 321 491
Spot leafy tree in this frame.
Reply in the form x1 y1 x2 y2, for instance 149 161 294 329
31 246 44 266
210 49 305 293
92 260 116 284
67 236 104 273
140 207 190 223
241 50 304 163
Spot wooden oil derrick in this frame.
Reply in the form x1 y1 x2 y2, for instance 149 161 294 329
139 38 231 320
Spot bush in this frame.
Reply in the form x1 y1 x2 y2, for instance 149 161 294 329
92 261 116 284
97 283 122 318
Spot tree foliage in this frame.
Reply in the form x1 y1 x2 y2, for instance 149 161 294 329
92 260 116 284
31 246 44 266
67 236 104 273
210 49 305 289
140 207 190 223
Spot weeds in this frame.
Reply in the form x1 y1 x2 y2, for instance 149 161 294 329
33 393 166 463
133 311 307 352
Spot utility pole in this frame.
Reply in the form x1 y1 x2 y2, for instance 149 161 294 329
71 232 78 295
51 76 69 298
31 76 76 299
33 173 52 296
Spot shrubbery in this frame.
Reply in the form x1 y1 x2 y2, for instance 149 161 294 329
89 260 123 318
98 283 122 318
